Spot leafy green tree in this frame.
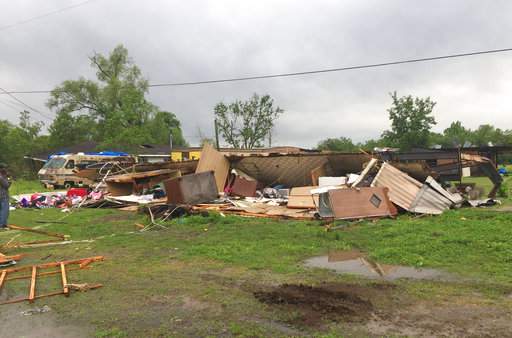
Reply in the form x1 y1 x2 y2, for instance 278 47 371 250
0 111 48 177
317 137 358 151
382 92 437 150
471 124 501 146
214 94 283 148
441 121 470 147
47 45 186 149
48 112 96 148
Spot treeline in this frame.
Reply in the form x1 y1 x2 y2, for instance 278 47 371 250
0 45 188 177
317 122 512 152
318 93 512 152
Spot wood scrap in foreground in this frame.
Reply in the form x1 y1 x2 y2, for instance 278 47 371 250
7 224 67 239
0 284 103 305
0 256 104 306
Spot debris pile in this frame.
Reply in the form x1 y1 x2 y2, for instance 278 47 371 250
12 144 504 223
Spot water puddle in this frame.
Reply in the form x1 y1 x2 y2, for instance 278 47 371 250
305 250 454 281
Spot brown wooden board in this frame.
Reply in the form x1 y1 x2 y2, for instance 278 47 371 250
195 143 230 193
326 187 398 220
288 186 319 209
165 171 218 205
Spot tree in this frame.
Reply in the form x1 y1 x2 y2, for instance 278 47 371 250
441 121 470 147
214 94 283 148
381 92 437 150
317 137 357 152
48 112 96 148
0 111 48 177
47 45 186 150
471 124 501 147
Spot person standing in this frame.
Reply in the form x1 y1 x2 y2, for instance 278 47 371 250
0 164 11 230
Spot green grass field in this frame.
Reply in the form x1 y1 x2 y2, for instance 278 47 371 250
2 180 512 336
1 205 512 336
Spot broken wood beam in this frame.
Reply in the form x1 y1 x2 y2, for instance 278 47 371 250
60 263 69 296
0 256 104 274
7 224 66 239
29 266 37 303
6 266 89 281
0 284 103 305
0 270 6 292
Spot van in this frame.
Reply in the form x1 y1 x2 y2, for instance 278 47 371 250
38 152 134 189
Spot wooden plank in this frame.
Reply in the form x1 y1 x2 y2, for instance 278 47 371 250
29 266 37 303
0 270 6 291
0 256 104 274
6 266 88 281
287 186 319 209
0 284 103 305
8 224 66 239
60 263 69 296
195 143 230 193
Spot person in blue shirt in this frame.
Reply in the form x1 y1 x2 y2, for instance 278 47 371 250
0 163 11 230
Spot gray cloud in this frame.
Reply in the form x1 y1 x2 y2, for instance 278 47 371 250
1 0 512 147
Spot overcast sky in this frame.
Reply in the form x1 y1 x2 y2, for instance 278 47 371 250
1 0 512 148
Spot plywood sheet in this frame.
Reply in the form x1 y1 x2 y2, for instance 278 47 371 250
195 144 230 192
327 187 397 220
288 186 319 209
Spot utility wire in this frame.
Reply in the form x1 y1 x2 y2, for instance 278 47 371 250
0 0 98 32
0 87 53 121
2 46 512 95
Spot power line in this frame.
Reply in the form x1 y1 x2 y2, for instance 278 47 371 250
0 0 98 32
2 46 512 95
148 47 512 87
0 87 53 121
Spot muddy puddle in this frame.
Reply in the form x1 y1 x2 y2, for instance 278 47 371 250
305 250 454 281
254 283 377 326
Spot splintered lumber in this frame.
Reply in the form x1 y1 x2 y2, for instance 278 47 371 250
0 256 104 274
0 270 6 291
7 224 66 239
60 263 69 296
0 284 103 305
29 266 37 303
6 266 89 281
3 239 65 249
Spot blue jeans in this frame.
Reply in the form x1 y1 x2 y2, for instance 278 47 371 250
0 198 8 227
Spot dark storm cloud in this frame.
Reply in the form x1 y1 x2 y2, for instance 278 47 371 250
1 0 512 147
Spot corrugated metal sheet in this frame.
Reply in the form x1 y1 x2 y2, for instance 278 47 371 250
425 176 464 205
371 162 422 211
409 184 452 215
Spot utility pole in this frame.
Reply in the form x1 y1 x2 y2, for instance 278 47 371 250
268 129 272 148
214 119 220 150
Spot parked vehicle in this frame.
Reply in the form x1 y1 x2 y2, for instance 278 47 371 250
38 152 134 189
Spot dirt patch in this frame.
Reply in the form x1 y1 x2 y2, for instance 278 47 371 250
0 303 91 338
254 283 376 326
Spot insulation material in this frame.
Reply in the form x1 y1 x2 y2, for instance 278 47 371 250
287 186 319 209
319 187 397 220
195 143 230 193
318 176 347 187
